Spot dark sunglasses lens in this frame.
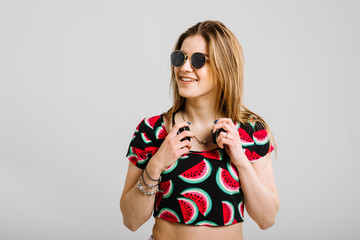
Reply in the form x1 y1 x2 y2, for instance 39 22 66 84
171 51 185 67
191 52 206 69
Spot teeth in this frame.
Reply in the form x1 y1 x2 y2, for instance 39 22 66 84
182 77 196 82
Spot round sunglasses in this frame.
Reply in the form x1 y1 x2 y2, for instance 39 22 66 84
170 50 209 69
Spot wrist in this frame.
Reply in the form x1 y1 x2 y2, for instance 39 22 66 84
145 159 163 180
233 158 252 172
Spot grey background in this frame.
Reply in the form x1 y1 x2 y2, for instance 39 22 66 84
1 0 359 239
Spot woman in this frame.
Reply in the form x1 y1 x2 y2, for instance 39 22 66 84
120 20 279 240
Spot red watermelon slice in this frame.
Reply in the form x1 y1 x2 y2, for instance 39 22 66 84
179 159 211 184
178 197 198 224
145 115 161 129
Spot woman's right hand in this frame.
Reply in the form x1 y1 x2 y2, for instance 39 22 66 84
152 121 193 172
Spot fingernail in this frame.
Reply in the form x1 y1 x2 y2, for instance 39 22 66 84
187 121 191 125
211 129 213 133
214 120 218 124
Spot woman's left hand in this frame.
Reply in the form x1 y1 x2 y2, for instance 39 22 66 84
212 118 247 167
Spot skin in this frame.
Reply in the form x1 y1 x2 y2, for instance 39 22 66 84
120 35 279 240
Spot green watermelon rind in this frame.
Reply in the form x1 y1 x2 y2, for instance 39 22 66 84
162 161 178 174
179 155 189 159
216 168 240 195
180 188 212 217
226 161 239 182
222 201 235 226
253 129 269 145
178 197 198 224
178 159 212 184
195 220 218 226
141 132 152 144
162 180 173 199
248 115 256 129
238 201 244 221
157 208 180 223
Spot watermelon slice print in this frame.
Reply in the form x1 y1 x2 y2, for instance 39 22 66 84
238 127 254 147
244 149 261 162
179 159 211 184
238 201 244 220
181 188 212 216
222 201 235 225
253 129 269 145
141 132 152 144
129 147 148 164
192 149 223 160
159 180 173 198
128 154 138 165
158 208 180 223
178 197 198 224
195 220 218 226
145 115 161 129
249 117 256 129
155 125 167 139
216 168 240 195
226 161 239 182
162 160 178 174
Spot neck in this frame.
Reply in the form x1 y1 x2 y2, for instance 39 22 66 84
182 98 218 126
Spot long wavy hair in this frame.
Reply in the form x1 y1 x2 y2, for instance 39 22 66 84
165 20 275 150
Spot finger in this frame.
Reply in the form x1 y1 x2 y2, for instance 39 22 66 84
179 146 190 156
169 121 191 137
178 139 192 150
174 128 194 143
217 137 233 150
213 122 233 134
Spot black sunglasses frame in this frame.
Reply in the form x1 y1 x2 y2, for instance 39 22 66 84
170 50 209 70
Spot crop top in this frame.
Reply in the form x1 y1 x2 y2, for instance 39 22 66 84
126 114 273 226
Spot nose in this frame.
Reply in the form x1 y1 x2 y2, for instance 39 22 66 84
180 56 193 72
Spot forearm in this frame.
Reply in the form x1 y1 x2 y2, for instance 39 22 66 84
120 160 163 231
237 161 279 229
120 183 155 231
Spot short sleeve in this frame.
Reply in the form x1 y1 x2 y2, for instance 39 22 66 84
253 121 274 155
239 120 274 163
126 117 161 169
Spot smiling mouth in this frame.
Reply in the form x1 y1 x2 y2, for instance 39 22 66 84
181 77 198 82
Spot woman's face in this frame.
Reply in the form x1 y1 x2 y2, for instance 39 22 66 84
174 35 216 101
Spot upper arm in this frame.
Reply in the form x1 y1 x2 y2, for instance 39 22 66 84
251 153 278 196
120 162 142 204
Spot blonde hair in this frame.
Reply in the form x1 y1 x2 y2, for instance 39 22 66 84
165 20 276 151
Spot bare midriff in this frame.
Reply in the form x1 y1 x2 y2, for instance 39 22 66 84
152 217 243 240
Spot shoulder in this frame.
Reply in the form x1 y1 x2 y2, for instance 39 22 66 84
236 116 265 135
134 114 164 132
236 116 273 162
133 114 167 141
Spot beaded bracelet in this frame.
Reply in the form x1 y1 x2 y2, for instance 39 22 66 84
137 177 159 195
141 170 159 189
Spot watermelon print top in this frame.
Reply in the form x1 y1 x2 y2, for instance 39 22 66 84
126 114 273 226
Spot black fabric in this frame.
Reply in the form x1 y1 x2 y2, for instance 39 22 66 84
126 114 273 226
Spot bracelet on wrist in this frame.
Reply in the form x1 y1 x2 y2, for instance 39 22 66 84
137 177 159 196
144 167 162 182
141 169 159 189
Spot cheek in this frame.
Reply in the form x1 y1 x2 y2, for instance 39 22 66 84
174 67 179 75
